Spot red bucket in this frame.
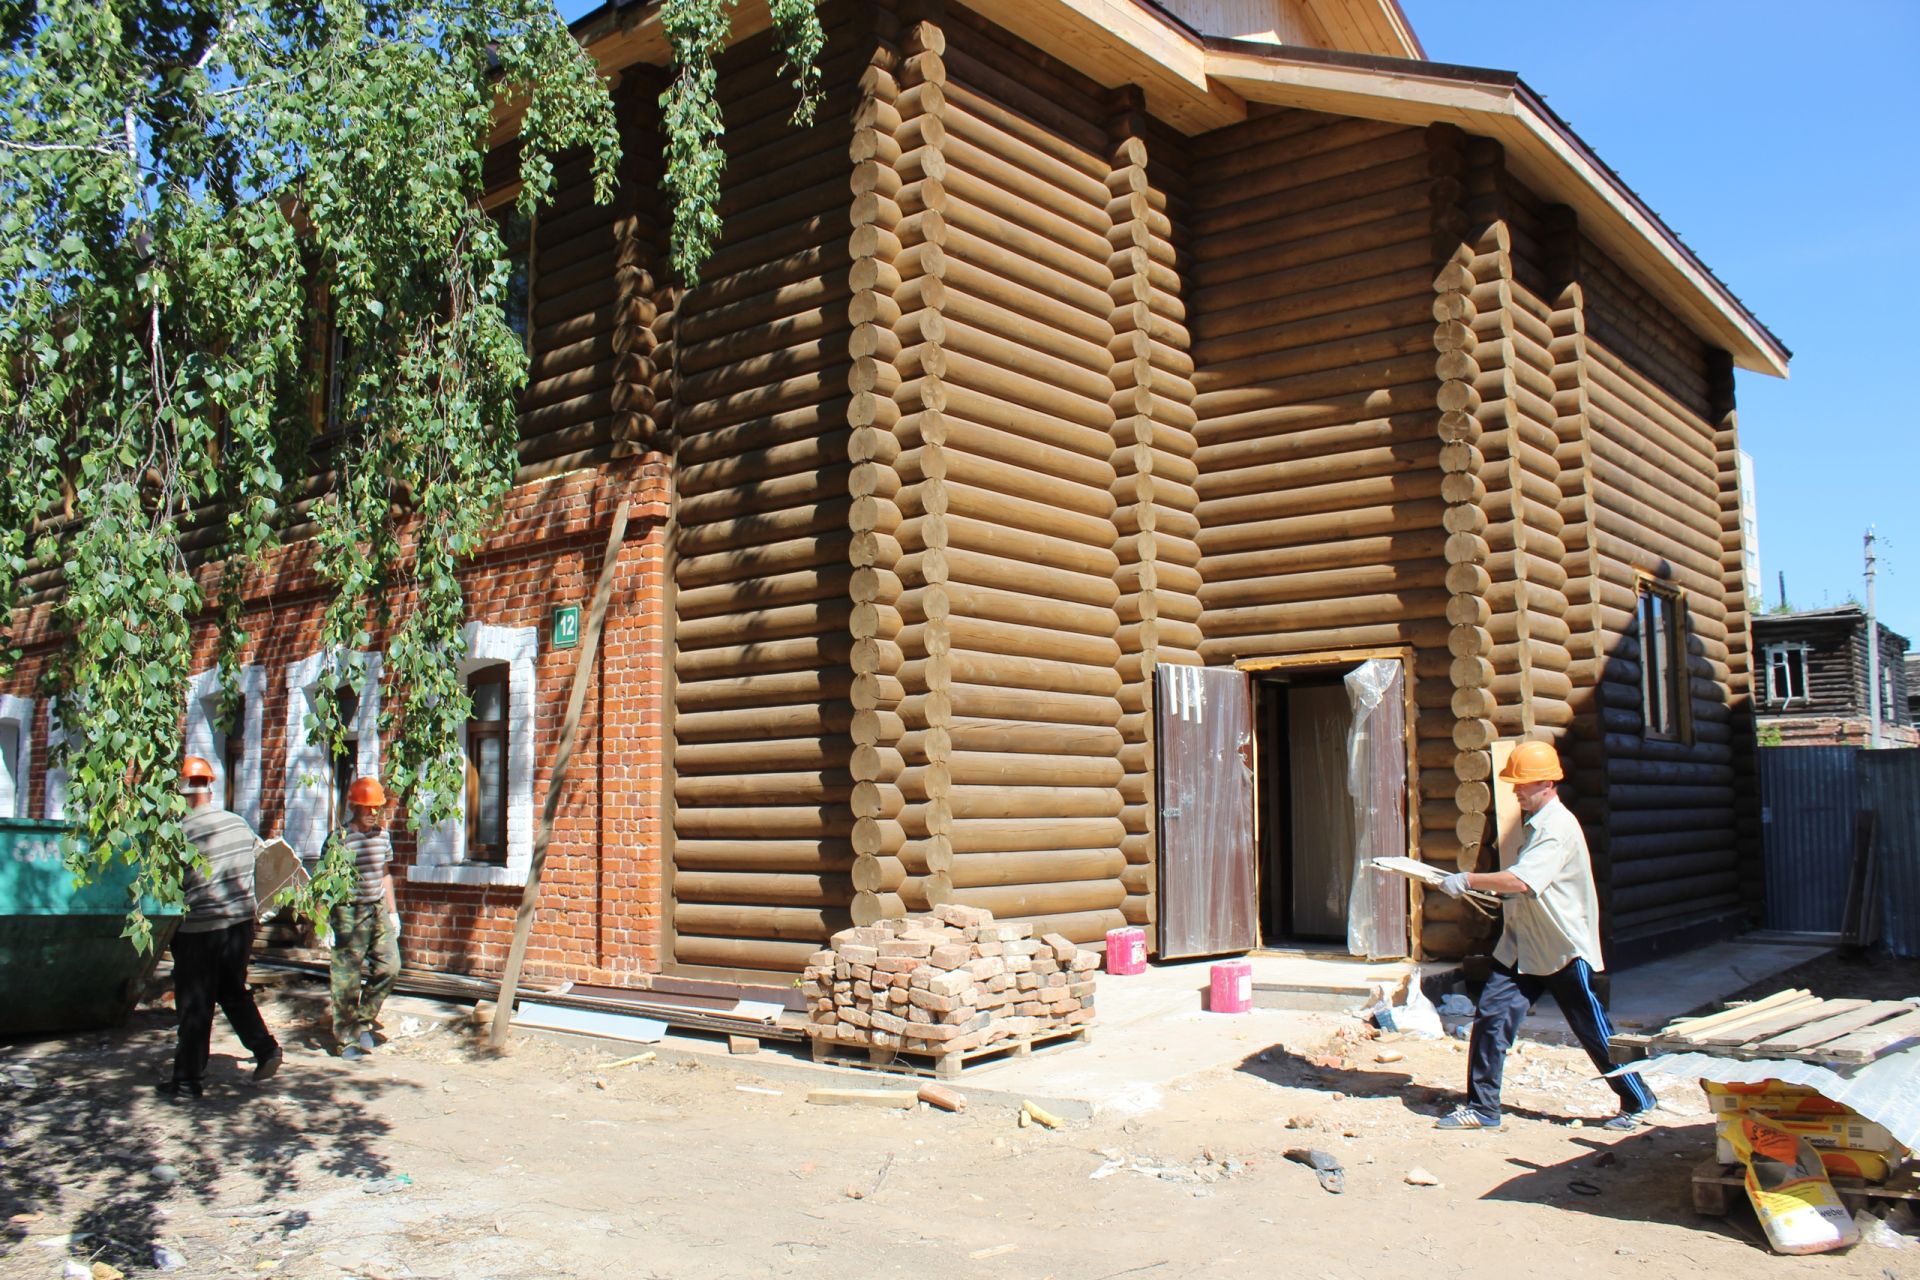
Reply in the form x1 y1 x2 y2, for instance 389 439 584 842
1105 926 1147 975
1210 959 1254 1014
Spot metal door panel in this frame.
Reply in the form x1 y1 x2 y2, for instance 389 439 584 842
1155 665 1257 958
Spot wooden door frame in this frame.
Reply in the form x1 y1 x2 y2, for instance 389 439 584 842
1234 647 1422 959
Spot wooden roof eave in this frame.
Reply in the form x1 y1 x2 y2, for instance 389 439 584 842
1206 45 1790 378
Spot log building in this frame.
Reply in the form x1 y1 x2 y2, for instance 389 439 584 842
1752 608 1915 748
1 0 1790 989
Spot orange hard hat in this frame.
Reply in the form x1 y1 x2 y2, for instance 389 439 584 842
1499 740 1564 784
346 776 387 807
181 756 216 784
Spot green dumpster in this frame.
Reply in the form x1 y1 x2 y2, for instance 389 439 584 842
0 818 181 1035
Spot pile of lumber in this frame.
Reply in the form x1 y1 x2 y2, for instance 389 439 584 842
1617 989 1920 1065
801 904 1099 1058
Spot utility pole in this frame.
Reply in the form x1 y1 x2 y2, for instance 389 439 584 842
1865 528 1881 749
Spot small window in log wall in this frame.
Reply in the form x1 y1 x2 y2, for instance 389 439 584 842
465 665 510 866
491 205 533 352
1638 584 1691 743
1763 645 1808 706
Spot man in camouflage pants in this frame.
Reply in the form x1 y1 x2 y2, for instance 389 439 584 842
329 777 402 1061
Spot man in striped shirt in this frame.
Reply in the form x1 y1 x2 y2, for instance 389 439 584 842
165 756 282 1097
328 776 401 1061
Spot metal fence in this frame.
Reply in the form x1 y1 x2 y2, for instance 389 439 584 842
1758 746 1920 955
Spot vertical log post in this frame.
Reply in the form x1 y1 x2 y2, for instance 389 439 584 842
887 2 954 918
1708 349 1761 923
848 3 913 922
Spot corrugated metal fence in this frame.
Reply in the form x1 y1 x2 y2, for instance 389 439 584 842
1866 750 1920 957
1758 746 1920 954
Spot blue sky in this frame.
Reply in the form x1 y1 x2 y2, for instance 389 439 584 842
1401 0 1920 637
552 1 1919 636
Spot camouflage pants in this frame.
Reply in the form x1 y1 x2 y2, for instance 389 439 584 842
329 903 401 1045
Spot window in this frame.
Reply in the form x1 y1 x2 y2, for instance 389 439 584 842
0 694 32 820
1638 584 1690 742
465 666 510 865
1764 645 1808 705
283 651 383 857
492 205 533 350
410 621 535 887
184 666 264 828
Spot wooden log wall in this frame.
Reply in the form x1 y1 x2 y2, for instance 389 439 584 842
517 74 672 481
911 5 1130 944
1562 227 1746 948
1106 96 1205 935
1184 105 1452 953
667 10 868 975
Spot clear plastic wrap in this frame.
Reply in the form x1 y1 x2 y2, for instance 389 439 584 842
1345 659 1408 958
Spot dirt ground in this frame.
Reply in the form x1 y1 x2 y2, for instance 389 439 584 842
4 971 1917 1280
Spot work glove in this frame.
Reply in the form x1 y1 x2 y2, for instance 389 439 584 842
387 911 402 939
1439 871 1472 899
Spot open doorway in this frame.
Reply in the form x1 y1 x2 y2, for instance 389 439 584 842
1252 658 1409 956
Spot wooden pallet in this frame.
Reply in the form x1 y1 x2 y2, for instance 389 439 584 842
809 1026 1092 1079
1692 1158 1920 1217
1611 989 1920 1065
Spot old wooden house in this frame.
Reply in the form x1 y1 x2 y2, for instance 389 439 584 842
1 0 1789 990
1752 608 1915 748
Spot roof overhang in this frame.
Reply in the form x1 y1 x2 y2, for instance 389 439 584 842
1206 43 1788 377
544 0 1786 377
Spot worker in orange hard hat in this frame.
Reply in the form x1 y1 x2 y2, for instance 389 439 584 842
1431 738 1657 1132
163 756 282 1097
326 775 401 1061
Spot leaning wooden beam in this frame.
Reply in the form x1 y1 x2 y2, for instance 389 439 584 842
491 498 631 1048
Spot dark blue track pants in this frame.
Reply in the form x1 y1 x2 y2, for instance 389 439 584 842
1465 957 1655 1121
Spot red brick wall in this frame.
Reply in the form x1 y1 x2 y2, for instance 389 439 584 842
2 455 672 986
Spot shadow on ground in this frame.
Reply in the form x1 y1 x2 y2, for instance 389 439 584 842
1233 1043 1590 1126
0 971 420 1274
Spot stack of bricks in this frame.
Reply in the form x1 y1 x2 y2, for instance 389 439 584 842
802 904 1100 1058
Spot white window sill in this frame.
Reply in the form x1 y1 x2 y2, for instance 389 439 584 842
407 863 522 888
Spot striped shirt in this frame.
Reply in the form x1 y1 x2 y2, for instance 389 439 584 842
179 806 260 933
331 823 392 904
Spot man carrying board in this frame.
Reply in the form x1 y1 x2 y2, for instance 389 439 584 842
1433 740 1656 1131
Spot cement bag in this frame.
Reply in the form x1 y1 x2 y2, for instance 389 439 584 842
1720 1112 1860 1255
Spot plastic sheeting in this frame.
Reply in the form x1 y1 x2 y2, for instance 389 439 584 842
1345 659 1408 959
1615 1043 1920 1153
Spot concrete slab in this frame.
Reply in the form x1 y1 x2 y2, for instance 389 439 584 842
1519 938 1831 1042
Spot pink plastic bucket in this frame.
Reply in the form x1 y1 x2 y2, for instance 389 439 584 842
1210 960 1254 1014
1105 926 1148 975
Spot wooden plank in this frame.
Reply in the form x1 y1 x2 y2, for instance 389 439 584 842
1694 997 1851 1049
1657 989 1810 1041
1816 1008 1920 1065
1752 1000 1915 1055
491 500 632 1049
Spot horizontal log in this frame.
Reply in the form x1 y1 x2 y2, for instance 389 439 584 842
670 935 827 973
948 880 1127 920
673 904 852 944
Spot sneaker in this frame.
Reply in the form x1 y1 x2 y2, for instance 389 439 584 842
1434 1104 1500 1130
356 1030 378 1052
1601 1110 1652 1132
339 1044 367 1063
156 1078 203 1099
254 1048 284 1082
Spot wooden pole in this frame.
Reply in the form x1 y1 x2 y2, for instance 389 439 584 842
490 497 631 1049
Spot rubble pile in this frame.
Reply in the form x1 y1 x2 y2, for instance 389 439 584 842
801 904 1100 1059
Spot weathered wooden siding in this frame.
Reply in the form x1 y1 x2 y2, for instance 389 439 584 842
667 12 867 974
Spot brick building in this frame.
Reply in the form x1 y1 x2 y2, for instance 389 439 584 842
2 0 1789 989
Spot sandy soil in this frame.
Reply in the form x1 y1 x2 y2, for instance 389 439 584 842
3 972 1914 1280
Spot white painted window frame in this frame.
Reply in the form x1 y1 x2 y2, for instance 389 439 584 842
43 699 66 821
0 693 33 820
282 650 384 860
409 621 537 888
183 665 266 830
1763 643 1809 707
